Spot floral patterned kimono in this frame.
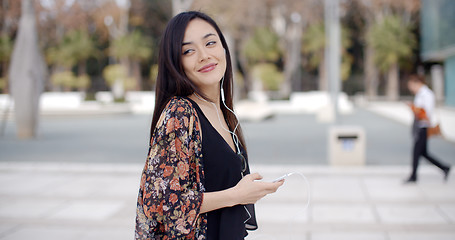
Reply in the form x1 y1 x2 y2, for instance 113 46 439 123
135 97 207 239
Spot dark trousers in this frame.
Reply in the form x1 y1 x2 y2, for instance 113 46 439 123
410 128 449 180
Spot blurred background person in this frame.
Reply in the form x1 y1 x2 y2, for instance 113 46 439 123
405 74 451 183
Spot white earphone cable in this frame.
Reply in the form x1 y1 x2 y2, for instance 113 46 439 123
193 77 241 154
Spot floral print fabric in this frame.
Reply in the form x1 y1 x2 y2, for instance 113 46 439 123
135 97 207 239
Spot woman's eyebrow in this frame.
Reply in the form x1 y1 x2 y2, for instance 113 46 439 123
182 33 217 46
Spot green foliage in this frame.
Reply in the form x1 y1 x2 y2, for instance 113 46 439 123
110 30 152 61
366 15 416 72
252 63 284 91
243 27 281 65
102 64 136 90
51 71 74 88
50 71 91 89
302 23 326 69
149 64 158 85
0 34 13 62
301 22 353 80
341 53 354 81
46 29 99 68
0 77 7 90
76 74 91 89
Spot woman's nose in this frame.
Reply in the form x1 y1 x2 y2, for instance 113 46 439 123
198 48 209 62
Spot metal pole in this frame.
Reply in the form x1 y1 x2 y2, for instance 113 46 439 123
325 0 341 124
0 95 11 137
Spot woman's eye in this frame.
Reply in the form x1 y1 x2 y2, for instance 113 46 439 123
183 49 193 55
206 41 216 46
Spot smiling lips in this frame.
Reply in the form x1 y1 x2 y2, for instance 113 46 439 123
198 63 217 73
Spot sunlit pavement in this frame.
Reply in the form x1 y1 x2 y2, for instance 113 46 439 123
0 163 454 240
0 102 454 239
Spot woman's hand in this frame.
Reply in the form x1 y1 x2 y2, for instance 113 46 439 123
200 172 284 213
231 172 284 205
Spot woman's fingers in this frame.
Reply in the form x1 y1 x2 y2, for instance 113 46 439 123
249 172 263 181
234 173 286 205
259 180 284 193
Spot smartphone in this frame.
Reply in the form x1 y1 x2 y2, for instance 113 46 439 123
273 173 293 182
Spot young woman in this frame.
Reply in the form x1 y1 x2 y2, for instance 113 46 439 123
135 11 284 240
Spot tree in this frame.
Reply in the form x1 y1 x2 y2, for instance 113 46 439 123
9 0 47 139
243 27 282 66
46 29 98 91
252 63 284 91
0 34 12 93
357 0 420 99
50 71 90 91
367 15 416 100
192 0 272 97
102 64 136 97
301 22 353 91
109 30 152 90
242 27 283 92
0 0 21 93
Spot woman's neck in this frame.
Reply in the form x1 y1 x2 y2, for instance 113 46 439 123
192 85 221 108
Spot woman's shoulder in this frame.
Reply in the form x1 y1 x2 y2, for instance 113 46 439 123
163 96 198 118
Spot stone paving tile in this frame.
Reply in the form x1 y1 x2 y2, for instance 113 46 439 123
254 202 309 223
1 164 455 239
78 227 133 240
376 204 448 224
419 183 455 202
96 175 140 197
0 173 66 196
388 232 455 240
0 199 66 219
312 203 376 223
246 232 308 240
0 226 84 240
41 175 110 198
311 176 365 202
48 200 125 221
0 224 17 238
363 177 430 202
246 221 308 240
311 232 387 240
438 204 455 222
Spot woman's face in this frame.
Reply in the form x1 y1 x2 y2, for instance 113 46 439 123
181 18 226 91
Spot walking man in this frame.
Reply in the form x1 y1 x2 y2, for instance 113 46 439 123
405 74 450 183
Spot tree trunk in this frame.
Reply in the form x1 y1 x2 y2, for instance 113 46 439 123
282 16 303 98
9 0 47 139
78 61 86 92
132 60 142 91
237 49 251 99
1 62 9 94
318 56 327 91
386 62 399 101
223 30 240 101
112 58 129 100
365 44 378 99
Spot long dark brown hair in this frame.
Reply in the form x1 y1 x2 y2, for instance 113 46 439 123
150 11 247 151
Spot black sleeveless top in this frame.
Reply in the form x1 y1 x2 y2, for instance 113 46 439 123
187 98 258 240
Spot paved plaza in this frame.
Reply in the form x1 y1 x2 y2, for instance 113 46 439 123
0 102 454 240
0 163 453 240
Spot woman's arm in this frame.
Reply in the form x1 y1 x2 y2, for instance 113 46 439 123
200 172 284 213
136 98 205 238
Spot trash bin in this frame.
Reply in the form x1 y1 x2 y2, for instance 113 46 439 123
329 126 366 165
